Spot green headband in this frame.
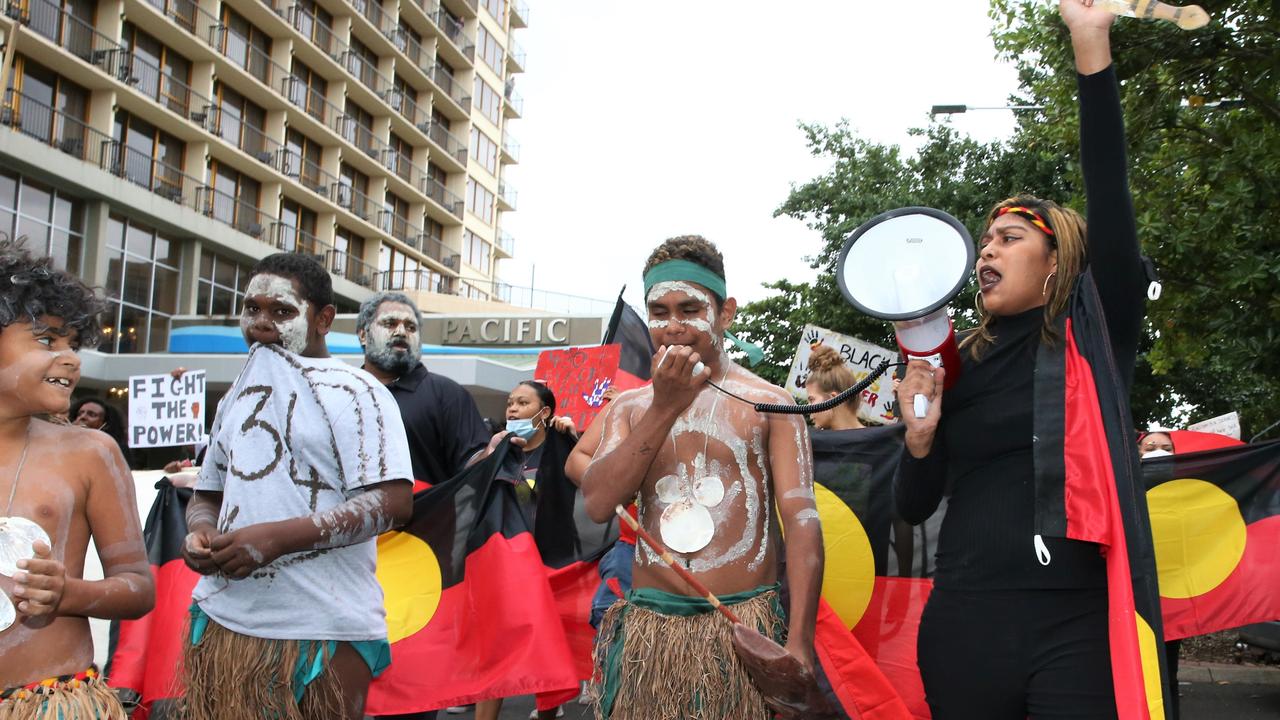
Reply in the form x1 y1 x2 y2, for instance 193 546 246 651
640 259 764 366
642 259 727 301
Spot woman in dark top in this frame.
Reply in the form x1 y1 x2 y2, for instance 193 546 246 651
895 2 1152 718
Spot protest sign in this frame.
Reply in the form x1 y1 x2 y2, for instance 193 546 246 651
786 325 898 425
1188 411 1241 440
128 370 207 448
534 345 621 430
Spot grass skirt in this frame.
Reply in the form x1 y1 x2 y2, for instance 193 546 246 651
0 668 126 720
181 615 344 720
590 584 784 720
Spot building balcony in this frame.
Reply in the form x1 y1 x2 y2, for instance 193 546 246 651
341 50 389 96
278 2 345 64
421 233 461 270
431 8 475 63
429 64 471 118
503 81 523 118
345 0 389 34
497 180 516 210
500 131 519 163
420 175 465 221
281 75 340 126
208 24 280 89
378 268 456 295
421 120 468 171
506 36 525 73
331 181 379 224
267 224 378 290
329 249 379 290
333 114 391 164
385 26 435 78
496 229 514 258
275 148 338 198
510 0 528 28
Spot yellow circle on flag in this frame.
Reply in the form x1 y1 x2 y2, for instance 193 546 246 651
814 482 877 630
376 531 443 643
1146 479 1247 600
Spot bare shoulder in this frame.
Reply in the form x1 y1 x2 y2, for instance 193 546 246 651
721 365 795 406
34 420 119 455
611 386 653 420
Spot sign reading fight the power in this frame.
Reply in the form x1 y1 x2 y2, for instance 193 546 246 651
127 370 207 448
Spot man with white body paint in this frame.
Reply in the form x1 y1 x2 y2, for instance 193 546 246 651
0 242 153 719
181 253 413 720
581 236 823 720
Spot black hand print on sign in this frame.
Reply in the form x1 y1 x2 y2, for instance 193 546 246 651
804 329 822 346
229 385 284 481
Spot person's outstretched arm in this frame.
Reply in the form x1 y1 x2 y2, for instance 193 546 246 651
769 398 823 671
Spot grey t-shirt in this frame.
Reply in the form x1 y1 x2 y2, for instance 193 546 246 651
195 343 413 641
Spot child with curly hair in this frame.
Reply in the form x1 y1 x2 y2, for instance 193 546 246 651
0 238 154 719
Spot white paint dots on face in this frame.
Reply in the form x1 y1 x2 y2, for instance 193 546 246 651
647 283 716 335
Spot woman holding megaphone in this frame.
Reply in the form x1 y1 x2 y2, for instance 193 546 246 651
895 1 1168 718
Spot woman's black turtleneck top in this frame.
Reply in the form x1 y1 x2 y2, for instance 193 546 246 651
894 66 1147 591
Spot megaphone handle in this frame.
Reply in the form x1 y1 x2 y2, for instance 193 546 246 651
913 394 929 419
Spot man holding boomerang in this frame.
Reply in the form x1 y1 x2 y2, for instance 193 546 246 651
581 235 823 720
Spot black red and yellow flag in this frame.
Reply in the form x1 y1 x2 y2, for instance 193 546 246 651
107 478 199 719
1142 438 1280 641
366 437 580 713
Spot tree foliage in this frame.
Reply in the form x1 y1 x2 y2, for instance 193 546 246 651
735 0 1279 437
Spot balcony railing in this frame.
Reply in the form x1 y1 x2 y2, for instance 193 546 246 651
510 0 528 28
503 80 523 117
275 148 337 196
422 233 460 269
330 249 378 289
15 0 111 62
497 180 517 210
423 120 468 166
379 268 455 295
420 175 464 219
429 65 471 113
1 90 280 243
496 229 514 257
281 76 337 125
209 24 281 88
430 8 473 58
380 211 421 248
385 27 433 77
144 0 200 34
114 49 215 119
501 131 519 162
341 50 387 94
204 108 281 164
388 88 427 127
333 114 387 160
331 182 378 222
267 225 377 289
279 2 343 61
507 36 526 71
346 0 387 33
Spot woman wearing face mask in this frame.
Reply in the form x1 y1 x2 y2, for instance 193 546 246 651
471 380 576 720
894 3 1169 718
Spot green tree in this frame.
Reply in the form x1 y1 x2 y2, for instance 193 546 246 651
737 0 1280 437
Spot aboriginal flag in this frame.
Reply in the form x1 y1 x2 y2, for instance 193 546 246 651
1142 439 1280 641
366 437 580 713
603 290 653 392
107 478 199 719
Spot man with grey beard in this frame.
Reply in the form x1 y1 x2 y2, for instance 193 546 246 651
358 293 492 720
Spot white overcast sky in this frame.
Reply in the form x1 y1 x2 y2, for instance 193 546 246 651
498 0 1024 311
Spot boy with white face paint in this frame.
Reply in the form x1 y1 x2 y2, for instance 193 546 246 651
580 236 823 720
182 254 414 720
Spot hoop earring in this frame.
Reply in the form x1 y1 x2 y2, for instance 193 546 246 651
1042 272 1057 297
974 291 984 314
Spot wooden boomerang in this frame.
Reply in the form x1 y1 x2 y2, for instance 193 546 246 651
1096 0 1210 30
613 505 845 720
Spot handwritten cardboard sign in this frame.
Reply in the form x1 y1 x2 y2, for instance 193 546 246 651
786 325 899 425
534 345 621 431
128 370 207 448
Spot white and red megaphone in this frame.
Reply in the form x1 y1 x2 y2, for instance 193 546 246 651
835 207 975 418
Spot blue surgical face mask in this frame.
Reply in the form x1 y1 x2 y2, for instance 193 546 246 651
506 417 538 440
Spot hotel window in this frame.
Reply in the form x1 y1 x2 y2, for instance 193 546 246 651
342 99 375 155
102 215 182 353
396 21 424 67
469 126 497 175
5 57 89 152
379 245 447 293
332 226 366 278
466 178 494 225
112 111 185 200
292 0 334 55
21 0 95 58
383 191 412 242
196 250 249 316
463 229 490 271
215 83 268 157
338 163 371 219
346 37 379 91
423 216 443 245
388 132 414 184
481 0 505 22
472 77 501 125
460 281 489 301
477 25 503 74
121 24 192 114
283 129 324 190
288 60 328 123
278 198 319 254
391 75 418 122
219 6 272 85
206 160 263 234
0 169 85 275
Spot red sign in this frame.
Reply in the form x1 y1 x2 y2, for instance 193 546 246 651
534 345 621 431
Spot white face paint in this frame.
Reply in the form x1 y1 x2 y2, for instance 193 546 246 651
241 274 312 354
647 282 716 333
365 308 421 372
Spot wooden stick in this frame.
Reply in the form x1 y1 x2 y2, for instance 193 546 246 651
1095 0 1210 30
614 504 741 624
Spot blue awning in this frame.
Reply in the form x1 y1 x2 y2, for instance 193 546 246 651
168 325 557 356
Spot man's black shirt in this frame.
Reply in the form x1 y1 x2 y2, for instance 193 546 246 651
383 362 491 485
